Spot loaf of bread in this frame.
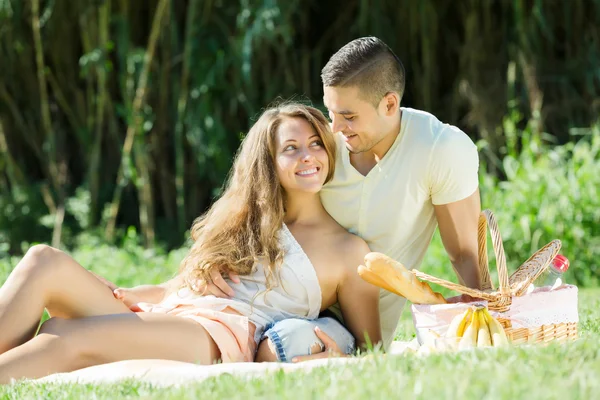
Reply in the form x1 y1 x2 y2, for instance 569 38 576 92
358 252 447 305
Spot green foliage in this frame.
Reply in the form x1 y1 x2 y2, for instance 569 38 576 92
0 185 52 255
421 125 600 287
481 126 600 287
0 0 598 248
0 125 598 287
69 227 187 288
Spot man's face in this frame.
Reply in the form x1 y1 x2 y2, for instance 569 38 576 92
323 86 387 154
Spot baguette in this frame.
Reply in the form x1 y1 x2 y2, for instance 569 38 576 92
358 252 447 305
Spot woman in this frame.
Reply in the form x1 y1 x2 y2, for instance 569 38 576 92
0 103 380 383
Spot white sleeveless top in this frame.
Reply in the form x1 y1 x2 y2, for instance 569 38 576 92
140 224 322 341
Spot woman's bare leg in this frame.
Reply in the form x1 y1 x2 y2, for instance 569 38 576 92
255 339 279 362
0 312 220 383
0 244 131 354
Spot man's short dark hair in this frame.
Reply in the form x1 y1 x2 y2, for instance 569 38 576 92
321 37 406 106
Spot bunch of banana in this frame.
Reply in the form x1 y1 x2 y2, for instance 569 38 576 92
445 306 509 349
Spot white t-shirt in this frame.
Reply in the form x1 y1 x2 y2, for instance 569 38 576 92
320 107 479 350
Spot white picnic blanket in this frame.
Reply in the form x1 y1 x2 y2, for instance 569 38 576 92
32 341 416 386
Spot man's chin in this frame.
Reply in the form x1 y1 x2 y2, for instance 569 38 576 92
345 143 364 154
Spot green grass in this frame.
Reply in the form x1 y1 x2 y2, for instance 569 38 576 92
0 243 597 399
0 280 597 399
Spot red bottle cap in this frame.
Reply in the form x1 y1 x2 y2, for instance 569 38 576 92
551 254 570 273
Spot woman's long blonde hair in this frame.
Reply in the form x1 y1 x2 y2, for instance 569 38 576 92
179 103 336 291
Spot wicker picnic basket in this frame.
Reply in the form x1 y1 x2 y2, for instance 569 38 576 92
412 209 578 345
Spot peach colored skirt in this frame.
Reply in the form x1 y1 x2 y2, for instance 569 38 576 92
141 303 257 363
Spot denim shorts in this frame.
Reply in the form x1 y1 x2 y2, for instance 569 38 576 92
261 315 356 362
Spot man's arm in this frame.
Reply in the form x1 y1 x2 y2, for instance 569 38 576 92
434 189 482 290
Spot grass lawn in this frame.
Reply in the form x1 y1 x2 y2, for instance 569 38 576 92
0 286 597 399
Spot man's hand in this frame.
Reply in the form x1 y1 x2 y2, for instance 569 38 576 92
199 269 241 298
291 327 347 363
446 293 482 304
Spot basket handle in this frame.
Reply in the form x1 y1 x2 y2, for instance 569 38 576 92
413 209 511 307
478 210 510 295
477 213 493 291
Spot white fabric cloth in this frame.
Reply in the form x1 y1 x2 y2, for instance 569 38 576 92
501 284 579 329
411 300 490 344
411 285 579 343
320 107 479 350
36 343 414 387
137 224 322 344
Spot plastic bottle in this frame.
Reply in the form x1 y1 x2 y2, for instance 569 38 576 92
526 254 570 293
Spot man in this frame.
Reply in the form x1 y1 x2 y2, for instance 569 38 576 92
195 36 482 361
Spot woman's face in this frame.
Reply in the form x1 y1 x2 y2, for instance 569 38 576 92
274 117 329 195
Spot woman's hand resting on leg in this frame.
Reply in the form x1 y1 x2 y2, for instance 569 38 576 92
89 271 167 311
90 266 242 310
113 285 166 311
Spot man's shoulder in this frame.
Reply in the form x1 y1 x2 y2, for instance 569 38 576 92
402 107 474 151
401 108 444 146
402 107 439 120
402 107 442 130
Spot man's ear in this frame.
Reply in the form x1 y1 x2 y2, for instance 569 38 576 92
381 92 400 116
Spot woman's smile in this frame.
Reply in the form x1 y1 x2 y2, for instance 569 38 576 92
296 167 320 177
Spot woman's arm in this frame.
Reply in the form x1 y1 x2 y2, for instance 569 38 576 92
115 275 185 309
158 274 185 297
90 272 184 310
337 236 382 352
